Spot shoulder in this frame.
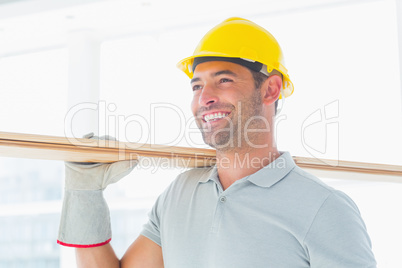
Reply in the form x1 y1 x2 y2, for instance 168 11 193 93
276 165 339 205
177 166 215 181
161 166 215 196
267 152 338 199
286 167 365 235
298 174 376 266
290 166 358 208
277 165 362 229
289 165 335 192
147 167 214 216
285 166 376 265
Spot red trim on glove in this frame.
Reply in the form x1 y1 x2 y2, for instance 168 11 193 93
57 238 111 248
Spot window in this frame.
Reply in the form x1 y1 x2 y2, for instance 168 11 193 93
0 49 67 266
0 0 400 267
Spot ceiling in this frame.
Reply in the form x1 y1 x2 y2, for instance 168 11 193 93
0 0 380 57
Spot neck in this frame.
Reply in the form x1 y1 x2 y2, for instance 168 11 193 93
216 145 280 190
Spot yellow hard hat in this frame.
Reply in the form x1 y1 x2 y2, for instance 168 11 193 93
177 17 294 98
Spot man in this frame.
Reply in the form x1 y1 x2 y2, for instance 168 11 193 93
57 18 376 267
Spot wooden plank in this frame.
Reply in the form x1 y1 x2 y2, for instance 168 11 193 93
0 132 216 168
0 131 401 177
293 157 402 176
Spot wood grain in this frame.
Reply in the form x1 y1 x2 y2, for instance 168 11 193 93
0 131 401 176
0 132 216 168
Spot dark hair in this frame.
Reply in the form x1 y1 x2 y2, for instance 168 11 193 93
192 57 280 114
250 70 279 115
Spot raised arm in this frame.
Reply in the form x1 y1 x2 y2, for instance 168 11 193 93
74 235 163 268
57 159 138 266
76 243 120 268
57 133 165 267
121 235 164 267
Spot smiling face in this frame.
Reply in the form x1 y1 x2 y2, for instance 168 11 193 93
191 61 266 151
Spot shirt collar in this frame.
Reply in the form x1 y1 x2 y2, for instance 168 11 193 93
199 165 219 184
198 152 295 188
247 151 295 188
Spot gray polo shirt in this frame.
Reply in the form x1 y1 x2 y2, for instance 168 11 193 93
141 152 376 267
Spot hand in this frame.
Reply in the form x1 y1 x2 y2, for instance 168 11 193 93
66 132 138 190
65 160 137 190
58 133 138 248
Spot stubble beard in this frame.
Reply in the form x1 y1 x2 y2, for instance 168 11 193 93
198 88 264 152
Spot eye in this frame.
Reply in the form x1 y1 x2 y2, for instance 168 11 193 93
220 78 233 83
192 84 202 91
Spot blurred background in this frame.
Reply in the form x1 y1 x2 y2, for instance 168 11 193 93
0 0 401 267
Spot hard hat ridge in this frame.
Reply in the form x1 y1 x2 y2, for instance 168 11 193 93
177 17 294 98
192 57 263 73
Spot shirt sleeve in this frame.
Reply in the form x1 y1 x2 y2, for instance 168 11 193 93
304 191 377 268
140 189 167 247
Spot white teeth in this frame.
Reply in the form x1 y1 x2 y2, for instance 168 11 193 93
204 112 229 122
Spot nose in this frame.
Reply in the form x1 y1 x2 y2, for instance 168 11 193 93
198 83 219 106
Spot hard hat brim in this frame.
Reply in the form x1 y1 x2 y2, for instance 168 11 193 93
177 54 294 99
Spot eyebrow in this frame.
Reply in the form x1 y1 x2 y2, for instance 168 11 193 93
190 77 201 84
214 70 238 77
190 70 238 84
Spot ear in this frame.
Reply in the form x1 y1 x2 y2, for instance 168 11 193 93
260 74 282 105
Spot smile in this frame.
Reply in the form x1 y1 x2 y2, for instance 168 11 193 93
203 112 230 123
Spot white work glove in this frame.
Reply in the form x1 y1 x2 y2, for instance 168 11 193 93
57 133 138 248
